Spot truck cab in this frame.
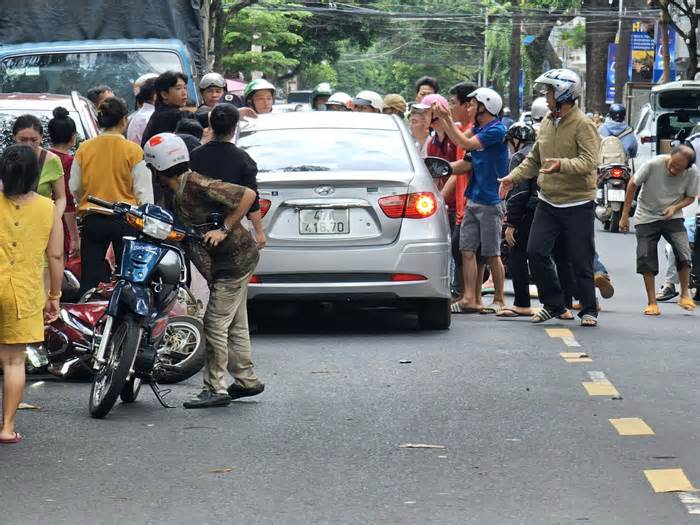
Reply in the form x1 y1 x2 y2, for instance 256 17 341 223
0 39 200 110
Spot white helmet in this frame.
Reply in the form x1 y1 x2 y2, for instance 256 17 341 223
326 92 352 107
530 97 549 122
144 133 190 172
354 90 384 111
533 68 582 104
133 73 158 95
467 87 503 116
199 72 226 90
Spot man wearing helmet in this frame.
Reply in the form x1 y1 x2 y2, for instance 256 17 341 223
599 103 638 161
326 92 352 112
144 133 265 408
199 73 227 108
499 68 601 326
312 83 333 111
244 79 276 114
530 97 549 132
434 87 509 315
352 91 384 113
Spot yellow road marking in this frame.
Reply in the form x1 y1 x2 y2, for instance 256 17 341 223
560 352 592 363
546 328 573 338
644 469 696 493
609 418 655 436
582 380 620 396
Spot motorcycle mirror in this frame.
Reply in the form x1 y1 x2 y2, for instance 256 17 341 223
424 156 453 178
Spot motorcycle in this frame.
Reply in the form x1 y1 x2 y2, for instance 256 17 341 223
595 163 631 233
82 196 219 418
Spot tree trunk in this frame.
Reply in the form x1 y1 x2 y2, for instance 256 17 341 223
687 28 698 80
585 1 617 114
660 14 671 83
509 1 521 119
211 0 225 72
614 19 632 104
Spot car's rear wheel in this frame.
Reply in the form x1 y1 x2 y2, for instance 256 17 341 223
417 299 451 330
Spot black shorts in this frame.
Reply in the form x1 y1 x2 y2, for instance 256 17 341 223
635 218 692 275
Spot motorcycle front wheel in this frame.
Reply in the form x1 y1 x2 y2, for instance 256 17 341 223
89 315 140 418
120 377 142 404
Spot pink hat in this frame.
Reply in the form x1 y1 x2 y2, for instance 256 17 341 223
421 94 449 110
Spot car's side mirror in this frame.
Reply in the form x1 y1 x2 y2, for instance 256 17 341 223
424 156 453 178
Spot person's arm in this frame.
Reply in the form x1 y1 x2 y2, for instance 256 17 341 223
132 160 154 204
619 179 637 232
202 185 257 248
441 175 456 201
69 157 83 204
239 153 265 248
432 103 481 152
51 176 67 216
557 120 601 176
45 205 64 322
449 158 472 175
628 133 638 159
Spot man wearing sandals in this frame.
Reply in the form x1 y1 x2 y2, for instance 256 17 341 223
619 144 699 315
499 69 600 326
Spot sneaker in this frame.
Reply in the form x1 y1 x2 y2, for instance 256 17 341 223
227 383 265 400
183 391 231 409
594 272 615 299
656 284 678 302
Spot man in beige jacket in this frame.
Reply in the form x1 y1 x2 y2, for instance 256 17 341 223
499 69 601 326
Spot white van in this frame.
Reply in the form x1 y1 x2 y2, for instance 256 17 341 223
634 81 700 168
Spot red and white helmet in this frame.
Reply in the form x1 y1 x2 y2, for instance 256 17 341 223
144 133 189 172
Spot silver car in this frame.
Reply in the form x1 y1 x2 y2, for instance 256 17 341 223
237 112 451 330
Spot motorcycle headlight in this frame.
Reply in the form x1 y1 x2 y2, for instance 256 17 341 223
143 216 173 240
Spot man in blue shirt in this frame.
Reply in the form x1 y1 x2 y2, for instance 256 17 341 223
435 87 509 314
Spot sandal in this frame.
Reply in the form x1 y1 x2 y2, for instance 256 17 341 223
450 302 480 314
644 304 661 316
480 303 505 315
558 310 574 320
0 432 23 444
679 297 696 311
531 307 566 324
656 284 678 302
580 314 598 327
496 307 532 318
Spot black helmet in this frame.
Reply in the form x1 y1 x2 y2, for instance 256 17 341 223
608 103 626 122
506 122 536 144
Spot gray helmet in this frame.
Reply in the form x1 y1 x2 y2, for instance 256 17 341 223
199 73 226 91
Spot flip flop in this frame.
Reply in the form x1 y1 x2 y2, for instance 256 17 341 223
481 287 495 295
531 307 566 324
643 304 661 316
496 307 532 318
480 303 505 315
0 432 23 444
679 297 696 312
558 310 575 320
450 302 480 314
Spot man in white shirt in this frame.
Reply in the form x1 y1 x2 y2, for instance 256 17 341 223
127 78 157 145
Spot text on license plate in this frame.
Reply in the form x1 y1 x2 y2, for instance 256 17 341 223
607 188 626 202
299 209 350 234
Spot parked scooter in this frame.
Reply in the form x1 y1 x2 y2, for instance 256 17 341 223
595 136 633 233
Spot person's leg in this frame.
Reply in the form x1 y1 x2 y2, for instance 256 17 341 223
78 214 111 294
662 220 695 309
224 276 263 391
561 203 597 318
477 203 506 308
593 252 615 299
553 238 574 310
635 221 662 313
509 220 532 310
642 273 658 307
527 202 566 314
451 222 463 296
201 279 238 395
457 206 481 308
486 256 506 305
0 345 26 440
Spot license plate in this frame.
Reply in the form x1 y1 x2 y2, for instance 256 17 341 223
607 189 626 202
299 209 350 235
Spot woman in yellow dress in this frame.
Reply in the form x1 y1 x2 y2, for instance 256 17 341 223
0 145 64 445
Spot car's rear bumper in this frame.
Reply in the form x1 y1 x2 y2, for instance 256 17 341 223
248 241 450 301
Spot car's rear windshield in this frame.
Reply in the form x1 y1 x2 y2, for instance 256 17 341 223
237 128 413 173
0 50 184 109
658 90 700 110
0 109 87 152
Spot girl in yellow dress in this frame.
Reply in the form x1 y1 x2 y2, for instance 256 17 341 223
0 145 64 444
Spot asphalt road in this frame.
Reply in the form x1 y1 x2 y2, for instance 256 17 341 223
2 227 699 525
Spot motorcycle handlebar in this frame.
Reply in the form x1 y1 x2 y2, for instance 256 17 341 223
87 196 116 210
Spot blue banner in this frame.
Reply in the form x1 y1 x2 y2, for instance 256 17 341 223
606 43 617 104
653 23 676 82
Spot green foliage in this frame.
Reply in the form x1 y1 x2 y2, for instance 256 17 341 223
301 62 339 88
560 23 585 50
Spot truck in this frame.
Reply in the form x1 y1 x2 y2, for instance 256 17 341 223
0 0 208 107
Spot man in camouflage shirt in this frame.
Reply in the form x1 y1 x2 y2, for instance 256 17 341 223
144 133 264 409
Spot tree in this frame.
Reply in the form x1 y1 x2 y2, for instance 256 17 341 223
209 0 261 71
509 0 522 118
584 0 618 113
648 0 699 80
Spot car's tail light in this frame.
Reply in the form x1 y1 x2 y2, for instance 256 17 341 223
249 275 262 284
259 199 272 218
391 273 427 282
610 167 624 178
378 192 437 219
640 135 655 144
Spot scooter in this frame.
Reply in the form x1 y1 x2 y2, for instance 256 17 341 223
595 163 631 233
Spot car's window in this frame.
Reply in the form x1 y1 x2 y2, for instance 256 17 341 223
287 92 311 104
657 90 700 110
657 112 700 141
238 128 413 173
635 107 650 134
0 50 183 109
0 109 87 153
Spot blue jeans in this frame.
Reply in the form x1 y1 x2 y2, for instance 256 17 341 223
594 252 608 276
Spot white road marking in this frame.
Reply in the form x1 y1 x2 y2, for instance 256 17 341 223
562 336 581 347
678 492 700 514
587 371 608 382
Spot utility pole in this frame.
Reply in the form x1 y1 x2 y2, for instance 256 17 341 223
509 0 521 118
480 12 489 86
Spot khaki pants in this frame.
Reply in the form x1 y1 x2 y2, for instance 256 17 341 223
202 274 260 394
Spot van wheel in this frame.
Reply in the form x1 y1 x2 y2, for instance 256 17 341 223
417 299 451 330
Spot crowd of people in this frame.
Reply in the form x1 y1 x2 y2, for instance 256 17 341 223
1 66 699 442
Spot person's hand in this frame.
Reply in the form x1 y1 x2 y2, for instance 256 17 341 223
505 226 516 247
44 298 60 323
204 229 228 247
498 176 513 199
239 107 258 120
69 237 80 258
432 102 451 121
661 206 675 220
541 159 562 174
254 229 267 249
619 215 630 233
